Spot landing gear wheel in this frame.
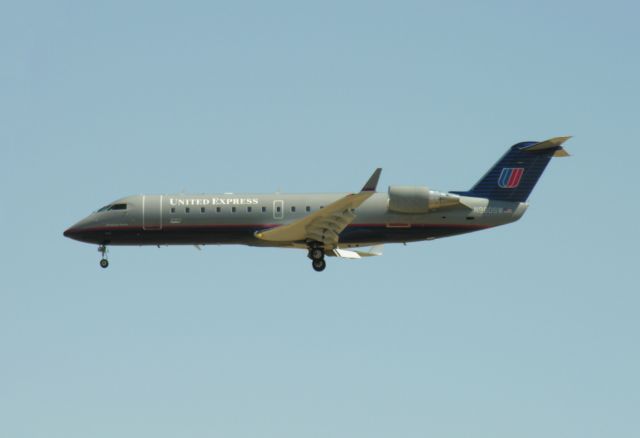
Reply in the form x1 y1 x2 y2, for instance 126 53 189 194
98 244 109 269
312 259 326 272
309 247 324 261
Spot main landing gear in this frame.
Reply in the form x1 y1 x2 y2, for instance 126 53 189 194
308 243 326 272
98 245 109 269
312 259 326 272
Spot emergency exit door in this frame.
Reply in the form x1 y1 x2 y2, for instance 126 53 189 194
273 200 284 220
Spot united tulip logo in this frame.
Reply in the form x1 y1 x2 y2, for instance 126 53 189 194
498 168 524 188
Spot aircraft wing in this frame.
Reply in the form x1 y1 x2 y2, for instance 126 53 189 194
255 168 382 247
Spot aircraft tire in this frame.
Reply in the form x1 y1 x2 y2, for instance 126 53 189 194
310 248 324 261
100 259 109 269
312 259 326 272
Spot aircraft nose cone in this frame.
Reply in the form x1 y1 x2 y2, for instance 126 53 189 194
64 216 101 243
64 219 89 240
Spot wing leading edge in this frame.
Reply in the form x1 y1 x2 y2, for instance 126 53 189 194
254 168 382 247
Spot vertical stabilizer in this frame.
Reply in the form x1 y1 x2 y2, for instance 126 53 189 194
452 137 570 202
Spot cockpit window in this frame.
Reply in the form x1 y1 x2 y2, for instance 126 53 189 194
97 203 127 212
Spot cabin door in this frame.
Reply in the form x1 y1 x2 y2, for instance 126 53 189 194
143 195 163 230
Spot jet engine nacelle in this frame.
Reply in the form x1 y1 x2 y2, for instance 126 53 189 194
387 186 460 214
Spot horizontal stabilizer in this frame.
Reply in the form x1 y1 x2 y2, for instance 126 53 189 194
520 136 571 157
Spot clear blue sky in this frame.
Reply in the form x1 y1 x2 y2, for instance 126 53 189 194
2 1 639 437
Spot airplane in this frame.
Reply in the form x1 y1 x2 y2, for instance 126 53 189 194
63 136 571 272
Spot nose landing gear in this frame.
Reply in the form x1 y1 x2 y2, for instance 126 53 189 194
307 243 326 272
98 245 109 268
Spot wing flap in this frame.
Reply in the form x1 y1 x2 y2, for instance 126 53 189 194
332 245 384 258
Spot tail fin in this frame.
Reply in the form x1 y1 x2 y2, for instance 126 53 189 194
452 136 571 202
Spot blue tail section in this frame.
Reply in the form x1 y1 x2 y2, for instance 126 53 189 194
452 137 570 202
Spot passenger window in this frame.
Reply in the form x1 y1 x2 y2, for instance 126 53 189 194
306 206 310 212
171 207 176 214
291 206 296 212
276 206 281 213
185 207 190 213
262 206 266 213
201 207 205 213
232 207 236 213
247 206 252 213
216 207 221 213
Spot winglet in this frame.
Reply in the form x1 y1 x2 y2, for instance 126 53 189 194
361 168 382 192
